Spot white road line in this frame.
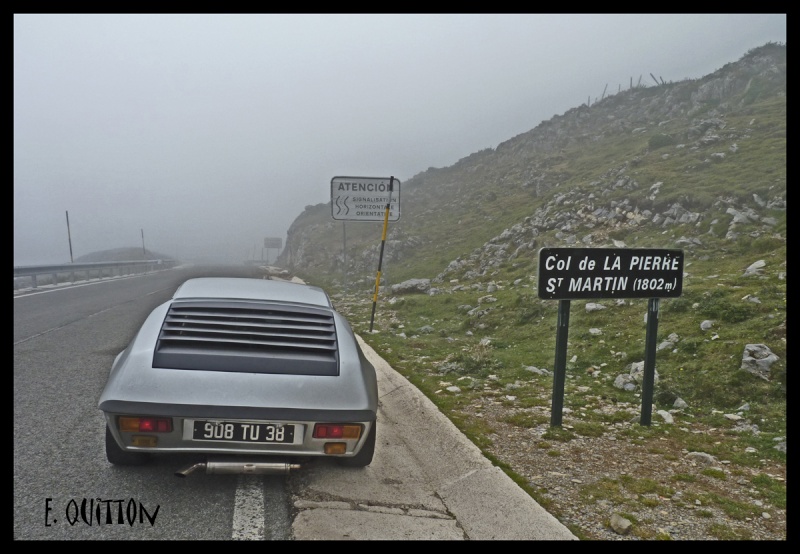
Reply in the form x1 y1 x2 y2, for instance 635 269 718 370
232 475 265 540
13 274 146 297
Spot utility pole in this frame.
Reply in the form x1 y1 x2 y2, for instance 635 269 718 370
141 229 146 258
66 211 74 263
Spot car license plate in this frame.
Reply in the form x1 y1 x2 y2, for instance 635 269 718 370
192 420 295 443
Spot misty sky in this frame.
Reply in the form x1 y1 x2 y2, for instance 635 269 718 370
13 13 786 266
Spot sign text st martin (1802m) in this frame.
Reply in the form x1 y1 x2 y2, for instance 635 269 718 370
537 248 684 300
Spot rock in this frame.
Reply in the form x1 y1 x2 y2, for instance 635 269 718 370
609 513 633 535
524 365 551 376
740 343 779 380
629 360 659 385
390 278 431 294
657 340 675 351
743 260 766 276
656 410 674 424
686 452 716 466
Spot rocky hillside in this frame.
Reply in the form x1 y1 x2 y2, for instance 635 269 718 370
276 42 785 291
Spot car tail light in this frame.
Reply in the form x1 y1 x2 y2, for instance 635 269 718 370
324 443 347 455
313 423 362 440
131 436 158 447
119 416 172 433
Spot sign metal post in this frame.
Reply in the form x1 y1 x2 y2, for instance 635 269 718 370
262 237 282 265
550 300 570 427
342 221 347 290
640 298 660 425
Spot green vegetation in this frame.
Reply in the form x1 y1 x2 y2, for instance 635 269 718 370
708 523 754 540
648 133 676 150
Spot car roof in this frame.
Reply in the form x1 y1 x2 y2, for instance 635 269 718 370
172 277 332 308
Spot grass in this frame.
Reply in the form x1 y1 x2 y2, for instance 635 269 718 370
707 523 754 540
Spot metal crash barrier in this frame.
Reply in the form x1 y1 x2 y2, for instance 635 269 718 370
13 260 177 291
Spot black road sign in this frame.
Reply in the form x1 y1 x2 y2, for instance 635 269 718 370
538 247 684 300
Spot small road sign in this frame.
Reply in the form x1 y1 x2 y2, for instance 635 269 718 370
538 247 684 300
264 237 283 250
263 237 282 249
331 176 401 221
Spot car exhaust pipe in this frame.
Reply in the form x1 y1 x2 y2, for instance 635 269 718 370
175 462 206 477
175 460 301 478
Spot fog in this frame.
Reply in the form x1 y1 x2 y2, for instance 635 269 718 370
13 13 786 266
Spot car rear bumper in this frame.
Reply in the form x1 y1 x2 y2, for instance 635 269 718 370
103 412 375 458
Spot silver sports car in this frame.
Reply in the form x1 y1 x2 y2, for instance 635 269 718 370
98 277 378 476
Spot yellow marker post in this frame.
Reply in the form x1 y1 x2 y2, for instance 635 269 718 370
369 178 394 332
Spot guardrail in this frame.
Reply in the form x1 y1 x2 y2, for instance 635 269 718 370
13 260 177 291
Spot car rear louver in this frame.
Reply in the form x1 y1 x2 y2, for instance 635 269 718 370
152 300 339 376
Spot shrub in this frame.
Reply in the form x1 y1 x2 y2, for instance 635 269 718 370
649 133 676 150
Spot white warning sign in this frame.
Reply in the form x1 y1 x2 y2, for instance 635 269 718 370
331 176 401 221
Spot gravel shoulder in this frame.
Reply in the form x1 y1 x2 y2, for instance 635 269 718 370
475 398 786 540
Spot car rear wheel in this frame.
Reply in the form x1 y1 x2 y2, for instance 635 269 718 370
337 422 376 468
105 425 150 466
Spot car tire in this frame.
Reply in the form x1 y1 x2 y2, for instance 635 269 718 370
105 425 150 466
337 422 376 468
